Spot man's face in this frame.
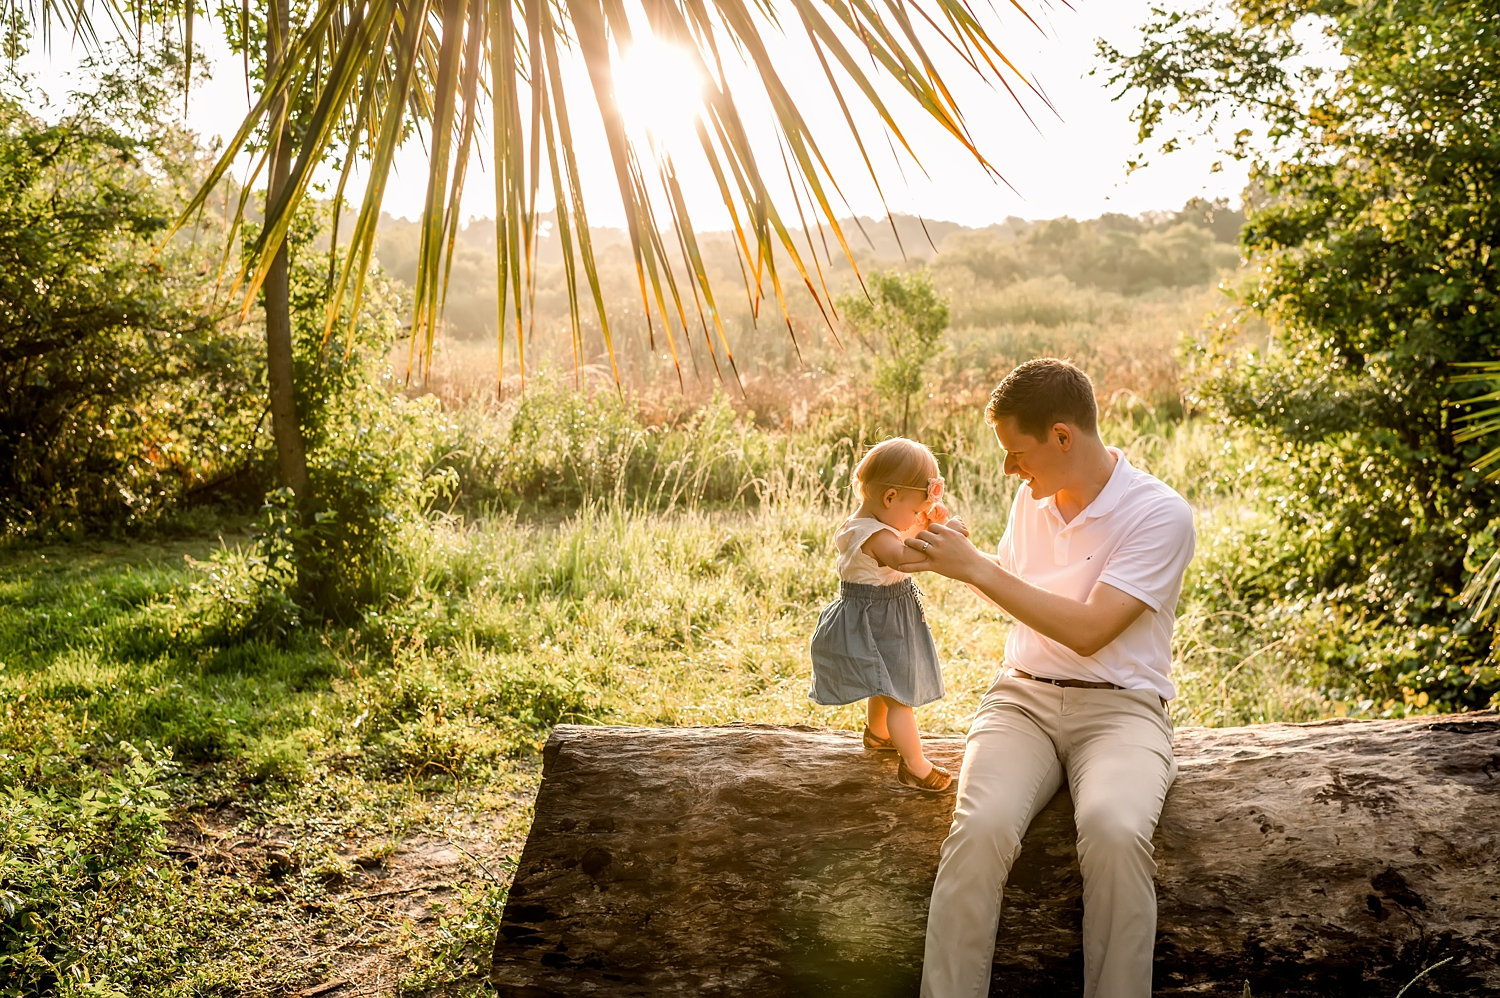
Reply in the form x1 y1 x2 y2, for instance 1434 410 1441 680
993 416 1066 499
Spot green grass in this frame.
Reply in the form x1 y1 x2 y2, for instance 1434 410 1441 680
0 391 1471 995
0 503 1011 995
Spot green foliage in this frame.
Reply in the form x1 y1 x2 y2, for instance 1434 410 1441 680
2 378 1488 991
349 657 592 778
395 879 511 993
376 205 1242 399
0 740 171 996
210 206 452 628
836 269 950 436
433 377 866 516
935 203 1241 298
0 62 261 536
1105 0 1500 709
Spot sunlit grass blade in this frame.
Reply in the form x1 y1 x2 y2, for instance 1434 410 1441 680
183 0 193 112
564 0 670 356
775 136 835 339
431 0 487 378
161 10 319 247
249 0 385 319
662 179 723 380
660 158 739 381
491 0 530 386
330 0 433 368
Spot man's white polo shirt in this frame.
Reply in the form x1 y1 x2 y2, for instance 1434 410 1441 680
996 448 1196 701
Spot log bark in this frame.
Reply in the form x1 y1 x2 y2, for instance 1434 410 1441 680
492 713 1500 997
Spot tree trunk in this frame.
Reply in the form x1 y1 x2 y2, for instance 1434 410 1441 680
493 713 1500 997
264 0 310 506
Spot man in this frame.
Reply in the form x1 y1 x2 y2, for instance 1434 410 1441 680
906 358 1195 998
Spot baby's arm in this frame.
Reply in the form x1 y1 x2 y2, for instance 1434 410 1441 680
862 529 929 572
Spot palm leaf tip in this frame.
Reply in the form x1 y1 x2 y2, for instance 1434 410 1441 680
134 0 1048 389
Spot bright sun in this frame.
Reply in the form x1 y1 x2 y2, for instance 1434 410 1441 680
610 35 709 152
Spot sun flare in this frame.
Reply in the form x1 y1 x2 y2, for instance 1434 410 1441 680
610 35 709 151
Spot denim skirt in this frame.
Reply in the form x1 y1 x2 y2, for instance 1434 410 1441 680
809 578 943 708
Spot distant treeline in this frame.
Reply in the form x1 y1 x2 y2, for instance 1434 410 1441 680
374 198 1244 369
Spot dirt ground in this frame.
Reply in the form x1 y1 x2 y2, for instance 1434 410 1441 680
166 764 542 997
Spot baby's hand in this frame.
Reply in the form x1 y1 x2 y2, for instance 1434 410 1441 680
927 502 970 538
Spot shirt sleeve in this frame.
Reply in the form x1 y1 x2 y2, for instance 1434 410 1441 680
1096 495 1196 613
837 517 896 554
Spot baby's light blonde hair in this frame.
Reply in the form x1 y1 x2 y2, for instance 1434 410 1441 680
854 437 940 504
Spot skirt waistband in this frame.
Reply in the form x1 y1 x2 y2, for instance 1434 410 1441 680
838 578 917 601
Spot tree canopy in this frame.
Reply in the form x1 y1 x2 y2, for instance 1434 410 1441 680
1104 0 1500 702
0 57 261 531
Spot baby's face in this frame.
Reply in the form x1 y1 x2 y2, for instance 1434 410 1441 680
881 485 932 532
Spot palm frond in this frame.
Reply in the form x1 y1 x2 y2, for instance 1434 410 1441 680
21 0 1045 391
1451 361 1500 476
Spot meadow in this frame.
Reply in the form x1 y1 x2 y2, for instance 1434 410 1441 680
0 367 1380 996
2 209 1470 996
8 1 1495 987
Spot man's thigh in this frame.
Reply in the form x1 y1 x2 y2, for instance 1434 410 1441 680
954 678 1068 841
1062 687 1176 838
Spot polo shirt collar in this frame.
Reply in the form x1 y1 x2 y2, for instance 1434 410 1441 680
1037 447 1132 523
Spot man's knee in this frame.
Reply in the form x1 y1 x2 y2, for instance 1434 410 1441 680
1073 806 1156 868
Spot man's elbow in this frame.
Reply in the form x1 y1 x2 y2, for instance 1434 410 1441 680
1065 635 1108 658
1061 595 1150 657
1062 624 1122 659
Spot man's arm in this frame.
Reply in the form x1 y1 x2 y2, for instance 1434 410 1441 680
863 513 973 574
906 523 1149 657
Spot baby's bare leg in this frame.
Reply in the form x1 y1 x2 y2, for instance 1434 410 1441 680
866 696 890 739
880 697 933 777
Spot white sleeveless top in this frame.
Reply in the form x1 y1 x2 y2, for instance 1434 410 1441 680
834 516 907 586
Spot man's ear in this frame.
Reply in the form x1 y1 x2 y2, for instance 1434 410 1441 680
1052 422 1073 451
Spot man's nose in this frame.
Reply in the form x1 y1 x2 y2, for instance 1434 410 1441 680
1003 455 1018 476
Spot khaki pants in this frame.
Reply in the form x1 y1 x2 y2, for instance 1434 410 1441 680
920 674 1176 998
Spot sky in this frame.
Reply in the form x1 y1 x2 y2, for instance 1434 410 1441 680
17 0 1247 231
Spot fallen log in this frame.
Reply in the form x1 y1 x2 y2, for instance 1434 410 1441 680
492 713 1500 996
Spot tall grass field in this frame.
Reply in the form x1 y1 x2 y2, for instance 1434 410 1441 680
1 291 1474 994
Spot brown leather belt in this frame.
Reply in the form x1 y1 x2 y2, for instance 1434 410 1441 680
1009 668 1122 690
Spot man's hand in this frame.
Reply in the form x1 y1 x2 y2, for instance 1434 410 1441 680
903 522 985 581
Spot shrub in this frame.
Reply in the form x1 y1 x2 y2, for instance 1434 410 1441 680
0 742 171 995
0 64 261 536
201 205 454 630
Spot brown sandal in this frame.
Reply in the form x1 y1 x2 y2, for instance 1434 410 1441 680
862 726 897 751
897 759 953 793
